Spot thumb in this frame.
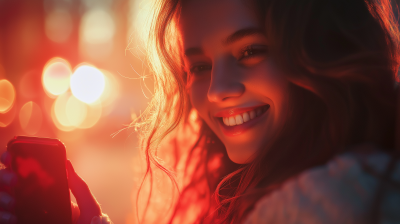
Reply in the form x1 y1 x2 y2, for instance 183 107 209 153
66 160 101 224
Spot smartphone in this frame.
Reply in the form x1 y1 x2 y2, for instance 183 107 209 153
7 136 72 224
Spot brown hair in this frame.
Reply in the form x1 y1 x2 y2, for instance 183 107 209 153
135 0 400 223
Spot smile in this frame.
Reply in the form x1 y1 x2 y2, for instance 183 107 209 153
222 105 270 126
216 104 270 136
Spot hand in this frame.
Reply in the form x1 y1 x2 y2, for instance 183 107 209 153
0 151 17 224
66 160 102 224
0 151 102 224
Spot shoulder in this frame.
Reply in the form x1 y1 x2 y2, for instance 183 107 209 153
244 151 400 224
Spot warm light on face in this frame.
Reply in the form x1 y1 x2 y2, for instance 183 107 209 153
0 79 16 113
81 9 115 45
181 0 290 164
19 101 43 135
42 58 72 97
70 65 105 104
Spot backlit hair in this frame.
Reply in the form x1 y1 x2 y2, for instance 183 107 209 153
134 0 400 223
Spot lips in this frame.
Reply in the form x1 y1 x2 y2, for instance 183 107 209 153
216 105 270 136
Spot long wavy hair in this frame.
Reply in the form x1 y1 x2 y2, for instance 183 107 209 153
133 0 400 223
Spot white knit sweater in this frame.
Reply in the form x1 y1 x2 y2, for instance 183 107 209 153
244 151 400 224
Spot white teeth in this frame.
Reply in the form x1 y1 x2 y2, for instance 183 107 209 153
221 106 268 127
250 110 256 119
256 108 262 116
235 114 243 125
229 117 236 126
223 117 230 126
243 112 250 122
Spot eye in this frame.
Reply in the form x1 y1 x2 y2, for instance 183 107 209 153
189 64 212 76
239 45 268 61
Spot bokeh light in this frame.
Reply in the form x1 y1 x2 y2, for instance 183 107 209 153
51 106 75 132
51 91 102 131
52 92 75 131
71 65 105 104
81 9 115 45
65 95 87 127
78 102 102 129
45 9 73 43
0 105 16 128
0 79 16 113
19 101 43 135
82 0 113 9
1 1 156 223
42 58 72 97
79 8 115 60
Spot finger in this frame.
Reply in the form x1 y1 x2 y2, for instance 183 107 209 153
0 152 11 168
0 211 16 224
71 201 80 224
0 192 14 210
0 170 17 187
66 160 101 224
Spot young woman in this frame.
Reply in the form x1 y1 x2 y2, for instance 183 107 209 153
136 0 400 223
1 0 400 223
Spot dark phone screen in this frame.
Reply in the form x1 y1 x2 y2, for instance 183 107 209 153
8 140 72 224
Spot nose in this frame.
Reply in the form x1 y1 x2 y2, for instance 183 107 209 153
207 58 245 103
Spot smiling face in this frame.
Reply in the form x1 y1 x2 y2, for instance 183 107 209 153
179 0 290 164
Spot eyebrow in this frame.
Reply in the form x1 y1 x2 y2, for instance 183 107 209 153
184 27 265 57
224 27 265 45
184 47 203 57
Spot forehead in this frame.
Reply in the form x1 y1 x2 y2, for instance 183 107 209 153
178 0 260 48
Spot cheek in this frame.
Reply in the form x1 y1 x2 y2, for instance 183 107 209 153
244 61 290 129
250 62 289 106
189 79 210 116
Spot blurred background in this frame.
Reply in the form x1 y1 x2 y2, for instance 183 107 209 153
0 0 154 223
1 0 400 223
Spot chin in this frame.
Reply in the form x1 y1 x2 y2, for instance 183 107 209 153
225 144 257 164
